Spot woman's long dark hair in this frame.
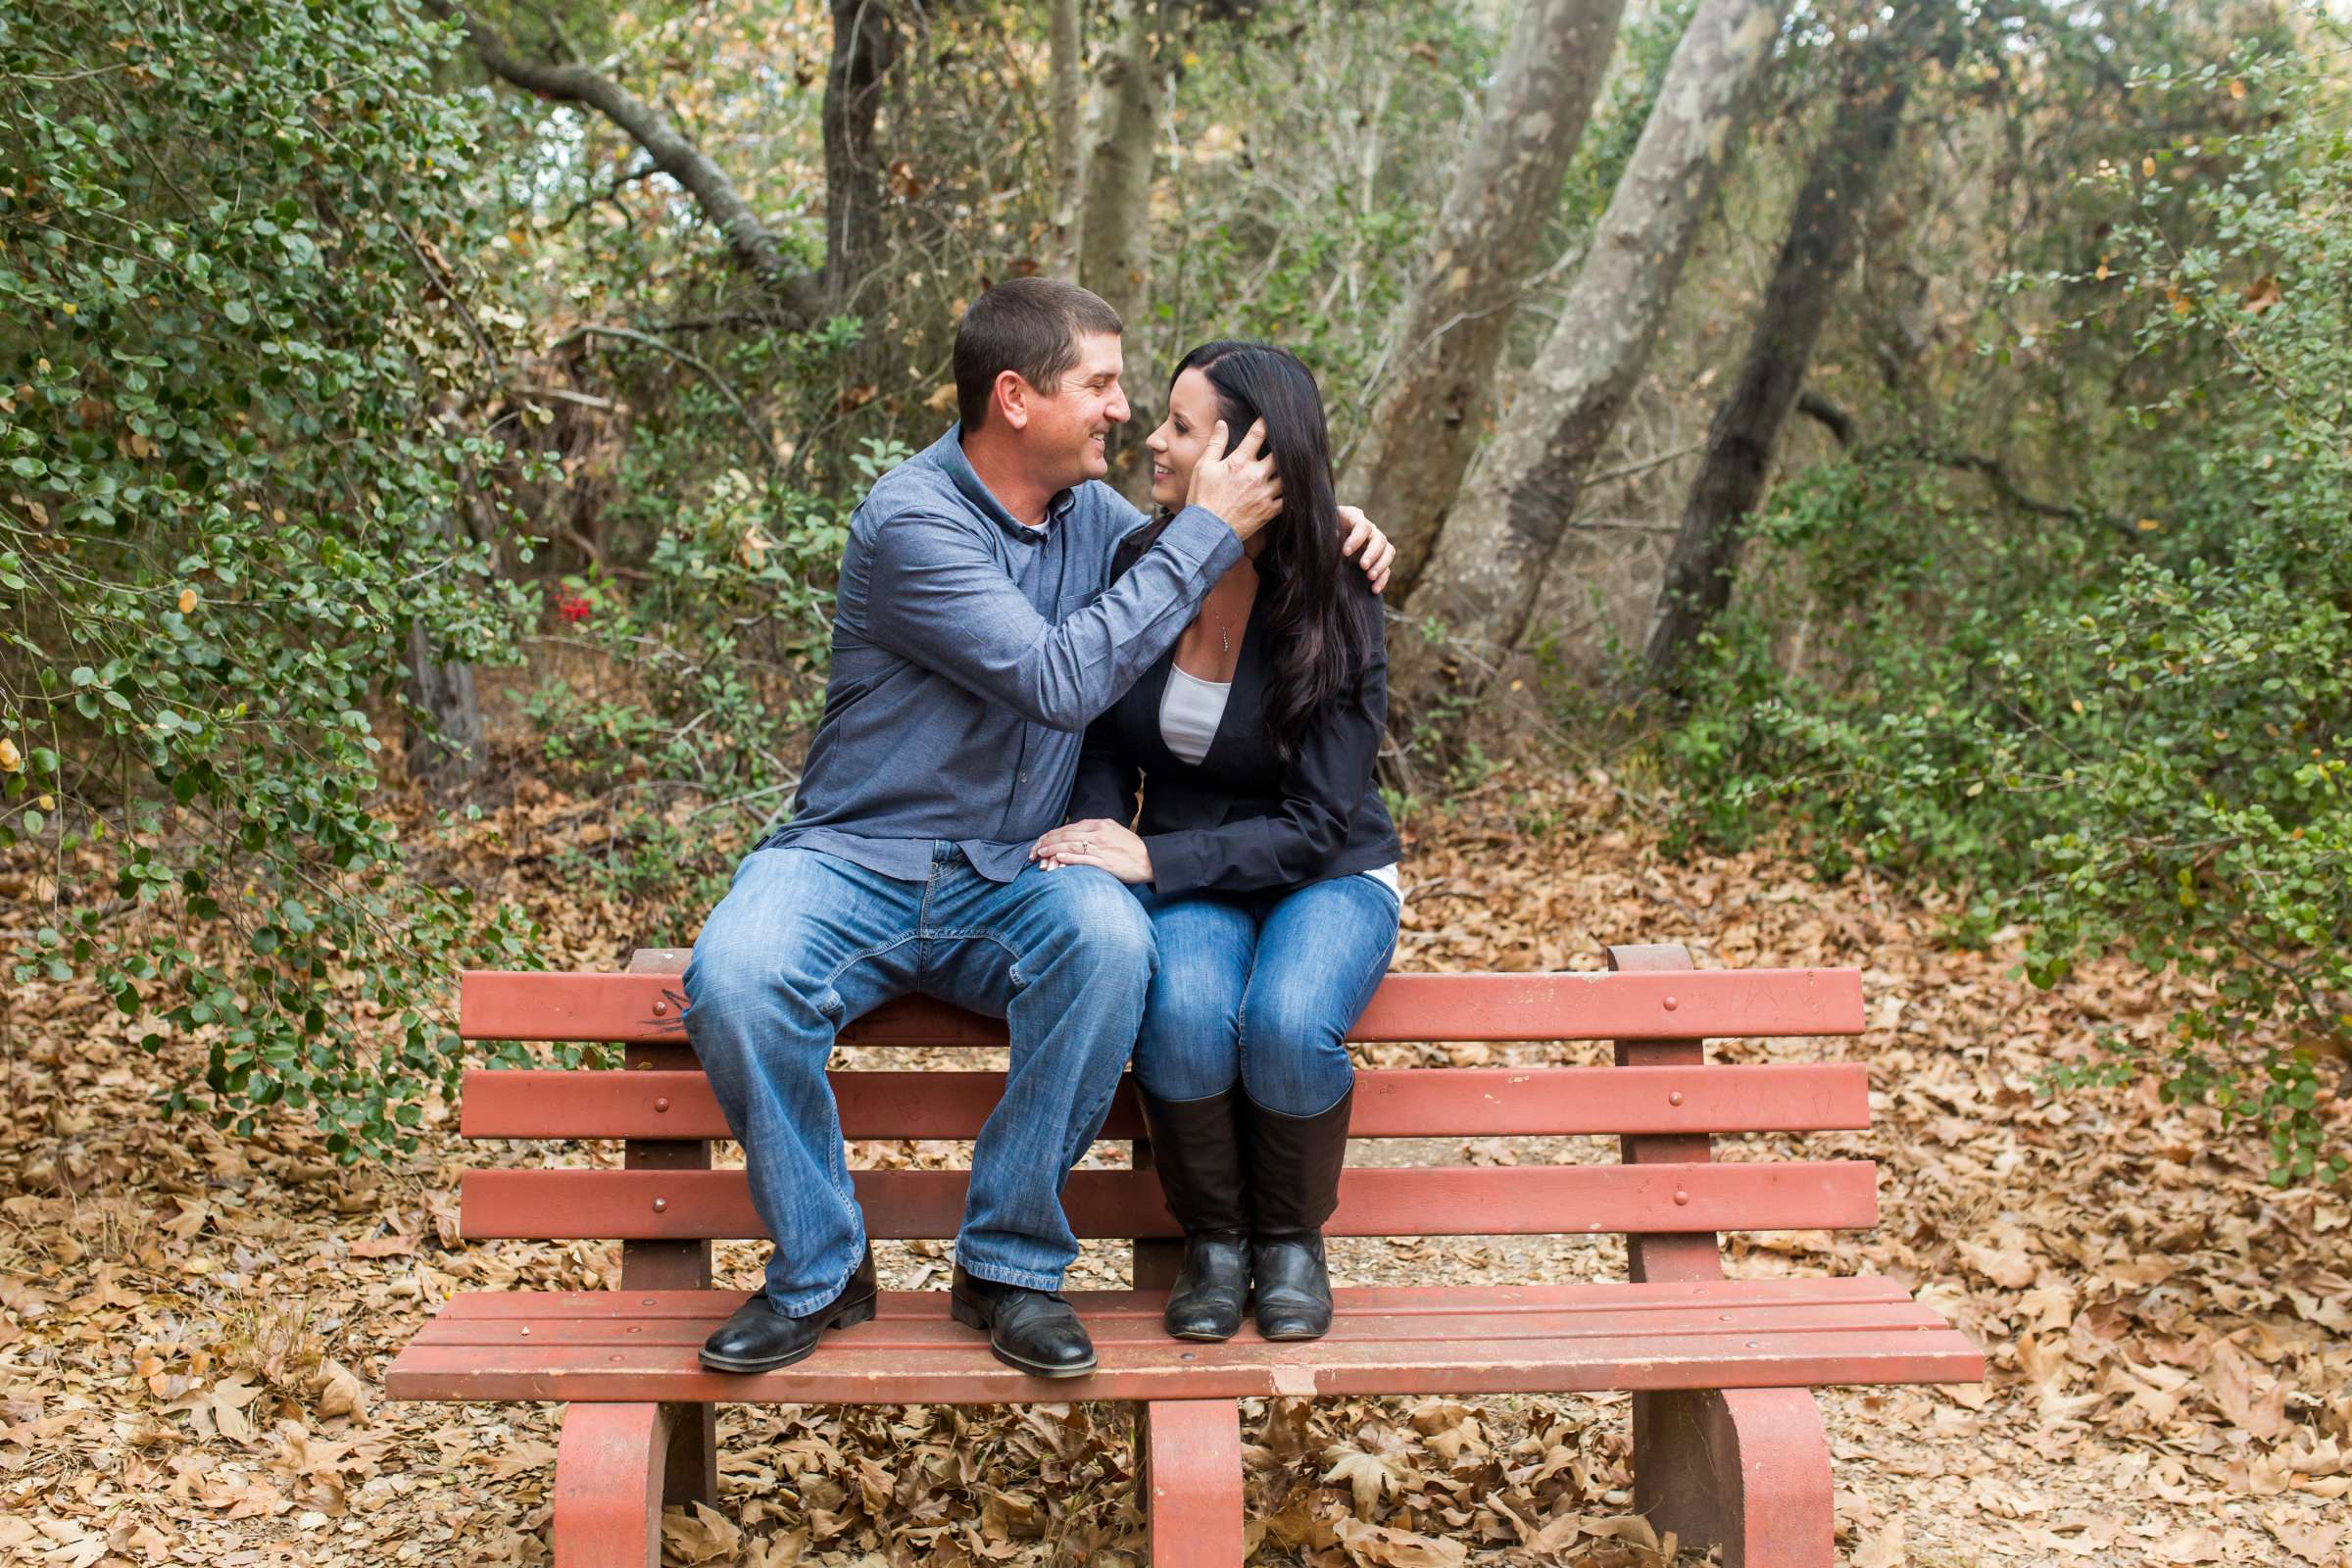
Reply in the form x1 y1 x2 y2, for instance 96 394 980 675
1168 340 1375 763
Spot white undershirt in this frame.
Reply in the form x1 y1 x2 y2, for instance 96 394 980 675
1157 666 1398 898
1158 664 1228 765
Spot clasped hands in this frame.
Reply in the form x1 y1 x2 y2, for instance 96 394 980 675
1030 819 1152 883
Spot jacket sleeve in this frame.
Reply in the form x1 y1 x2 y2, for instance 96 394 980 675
1064 708 1143 827
862 504 1241 732
1142 581 1389 895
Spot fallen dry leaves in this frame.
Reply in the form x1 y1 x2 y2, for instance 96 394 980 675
1 764 2345 1565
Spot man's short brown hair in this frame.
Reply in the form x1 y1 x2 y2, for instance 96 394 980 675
954 278 1124 431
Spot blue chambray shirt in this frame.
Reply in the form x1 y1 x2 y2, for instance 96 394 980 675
760 424 1245 882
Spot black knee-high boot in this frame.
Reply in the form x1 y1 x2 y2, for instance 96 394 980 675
1137 1086 1251 1341
1244 1085 1352 1341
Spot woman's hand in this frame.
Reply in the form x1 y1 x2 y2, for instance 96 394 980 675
1338 506 1394 594
1031 819 1153 884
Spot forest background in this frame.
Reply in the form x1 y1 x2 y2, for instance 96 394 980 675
3 0 2352 1562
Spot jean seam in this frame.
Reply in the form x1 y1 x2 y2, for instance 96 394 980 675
931 927 1025 988
1136 898 1250 1100
816 930 921 999
915 858 941 972
1298 896 1398 1115
769 1245 867 1317
955 1255 1064 1293
801 934 914 1270
1231 926 1266 1090
1057 1071 1126 1178
922 924 1007 940
1238 883 1390 1115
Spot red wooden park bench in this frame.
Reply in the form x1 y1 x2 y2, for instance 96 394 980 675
386 943 1983 1567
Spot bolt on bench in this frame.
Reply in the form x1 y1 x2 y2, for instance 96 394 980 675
387 943 1982 1568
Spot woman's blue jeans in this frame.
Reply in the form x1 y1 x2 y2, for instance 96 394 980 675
1129 873 1401 1116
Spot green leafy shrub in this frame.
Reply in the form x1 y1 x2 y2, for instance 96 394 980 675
1659 35 2352 1182
514 443 901 914
0 0 551 1155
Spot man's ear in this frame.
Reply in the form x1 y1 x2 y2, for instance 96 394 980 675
994 369 1031 432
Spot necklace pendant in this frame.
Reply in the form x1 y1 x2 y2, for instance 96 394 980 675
1220 625 1230 654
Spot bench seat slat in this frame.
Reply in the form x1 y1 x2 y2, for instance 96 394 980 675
460 1161 1878 1241
387 1325 1984 1405
414 1300 1950 1351
459 1062 1870 1142
459 968 1865 1046
431 1276 1915 1321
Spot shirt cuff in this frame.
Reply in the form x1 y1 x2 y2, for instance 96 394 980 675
1158 504 1247 581
1143 830 1212 897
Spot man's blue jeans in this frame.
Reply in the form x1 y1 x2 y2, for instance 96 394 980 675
1129 874 1400 1116
679 842 1154 1314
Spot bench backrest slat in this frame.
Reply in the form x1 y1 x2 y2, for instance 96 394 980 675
458 967 1865 1045
460 1161 1880 1242
459 1063 1870 1141
451 956 1880 1252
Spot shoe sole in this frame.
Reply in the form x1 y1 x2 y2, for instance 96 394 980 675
1168 1324 1239 1343
696 1292 878 1374
950 1293 1098 1378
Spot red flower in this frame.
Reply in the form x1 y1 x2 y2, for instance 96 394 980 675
556 594 592 625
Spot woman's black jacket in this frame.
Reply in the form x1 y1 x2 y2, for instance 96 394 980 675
1064 516 1402 897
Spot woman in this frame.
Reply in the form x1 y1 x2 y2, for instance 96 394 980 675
1029 341 1400 1343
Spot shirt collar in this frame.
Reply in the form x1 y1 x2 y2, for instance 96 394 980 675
932 422 1075 543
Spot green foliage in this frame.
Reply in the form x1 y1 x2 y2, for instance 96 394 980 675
1659 29 2352 1182
1162 0 1696 449
1154 2 1495 443
0 0 551 1156
515 442 901 913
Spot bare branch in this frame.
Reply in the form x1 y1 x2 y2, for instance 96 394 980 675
551 323 786 478
1795 388 1855 448
423 0 825 325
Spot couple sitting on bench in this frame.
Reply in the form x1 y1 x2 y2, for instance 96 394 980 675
678 277 1403 1378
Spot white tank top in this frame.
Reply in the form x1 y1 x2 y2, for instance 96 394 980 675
1157 665 1399 899
1158 664 1228 766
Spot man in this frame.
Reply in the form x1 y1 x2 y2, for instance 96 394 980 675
681 278 1393 1377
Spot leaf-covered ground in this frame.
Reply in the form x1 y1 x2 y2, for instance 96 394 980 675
1 768 2346 1566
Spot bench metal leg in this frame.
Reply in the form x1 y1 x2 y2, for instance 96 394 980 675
1140 1398 1244 1567
554 1402 672 1568
1634 1387 1832 1568
661 1403 717 1509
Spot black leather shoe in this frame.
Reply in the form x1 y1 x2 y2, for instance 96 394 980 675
1245 1086 1353 1342
949 1265 1097 1377
698 1247 877 1373
1138 1087 1251 1342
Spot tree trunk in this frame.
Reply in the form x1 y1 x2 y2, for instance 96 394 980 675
402 518 489 797
1396 0 1789 716
1046 0 1085 280
1079 0 1166 331
1080 0 1168 495
1642 57 1912 690
823 0 898 313
1341 0 1629 599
